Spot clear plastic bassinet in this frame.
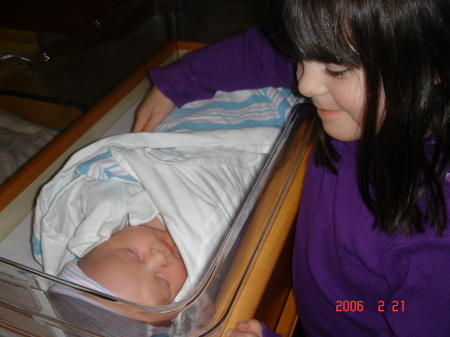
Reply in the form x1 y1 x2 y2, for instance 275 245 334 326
0 104 315 337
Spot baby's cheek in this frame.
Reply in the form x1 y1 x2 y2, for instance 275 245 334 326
172 262 188 295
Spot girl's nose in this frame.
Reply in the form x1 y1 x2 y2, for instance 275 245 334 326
297 61 328 97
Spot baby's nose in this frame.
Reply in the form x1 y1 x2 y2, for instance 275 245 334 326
148 248 168 267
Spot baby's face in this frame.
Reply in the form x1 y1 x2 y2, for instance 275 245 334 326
78 220 187 306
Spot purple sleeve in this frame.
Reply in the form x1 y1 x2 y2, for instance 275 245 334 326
149 27 297 107
261 323 281 337
377 237 450 336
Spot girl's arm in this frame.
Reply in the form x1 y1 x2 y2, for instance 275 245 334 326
133 27 296 132
150 26 297 108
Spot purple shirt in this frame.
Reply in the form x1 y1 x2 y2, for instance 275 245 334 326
149 27 450 336
296 140 450 336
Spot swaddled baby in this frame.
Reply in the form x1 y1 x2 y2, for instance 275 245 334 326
33 150 192 309
33 128 278 313
34 153 190 309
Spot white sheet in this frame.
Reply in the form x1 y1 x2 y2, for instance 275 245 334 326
33 127 279 301
0 99 140 271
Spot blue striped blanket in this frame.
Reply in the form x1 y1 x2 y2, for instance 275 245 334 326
154 87 301 132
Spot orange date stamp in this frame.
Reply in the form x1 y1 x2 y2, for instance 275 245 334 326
335 300 405 312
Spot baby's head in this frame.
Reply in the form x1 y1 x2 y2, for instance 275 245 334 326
73 217 187 307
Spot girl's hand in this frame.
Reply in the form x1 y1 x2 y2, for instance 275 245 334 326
132 86 176 132
226 319 263 337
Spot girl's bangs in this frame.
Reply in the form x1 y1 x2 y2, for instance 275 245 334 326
269 0 360 67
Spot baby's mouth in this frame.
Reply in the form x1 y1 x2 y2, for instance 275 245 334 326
159 237 181 258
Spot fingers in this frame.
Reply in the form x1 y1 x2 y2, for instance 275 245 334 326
132 100 158 132
140 116 161 133
226 319 263 337
132 87 176 132
133 109 156 132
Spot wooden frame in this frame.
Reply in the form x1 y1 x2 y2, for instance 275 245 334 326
215 116 313 336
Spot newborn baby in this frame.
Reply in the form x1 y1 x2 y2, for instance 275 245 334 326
34 128 277 311
77 217 187 307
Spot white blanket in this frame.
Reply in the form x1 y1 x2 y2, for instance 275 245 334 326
33 127 279 301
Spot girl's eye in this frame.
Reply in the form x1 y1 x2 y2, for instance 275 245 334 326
324 66 350 78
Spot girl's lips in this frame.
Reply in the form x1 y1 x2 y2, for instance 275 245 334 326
316 108 340 115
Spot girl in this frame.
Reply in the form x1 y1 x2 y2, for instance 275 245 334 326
135 0 450 336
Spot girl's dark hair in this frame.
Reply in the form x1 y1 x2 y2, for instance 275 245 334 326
267 0 450 235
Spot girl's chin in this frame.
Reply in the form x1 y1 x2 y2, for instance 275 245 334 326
323 126 361 142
